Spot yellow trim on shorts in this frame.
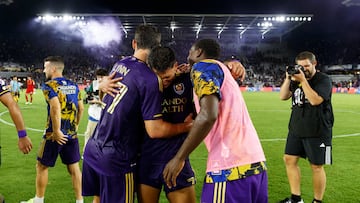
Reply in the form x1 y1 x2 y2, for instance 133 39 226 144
125 172 134 203
213 181 226 203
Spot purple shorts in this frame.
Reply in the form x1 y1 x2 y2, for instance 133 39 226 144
37 137 80 167
137 159 196 194
82 160 135 203
201 171 268 203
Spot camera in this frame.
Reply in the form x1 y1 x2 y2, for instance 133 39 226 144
287 65 304 75
84 90 99 104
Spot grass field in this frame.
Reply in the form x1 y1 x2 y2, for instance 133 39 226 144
0 90 359 203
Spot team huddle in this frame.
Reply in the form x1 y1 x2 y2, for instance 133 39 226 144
0 24 333 203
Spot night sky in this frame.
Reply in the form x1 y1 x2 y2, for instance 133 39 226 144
0 0 359 42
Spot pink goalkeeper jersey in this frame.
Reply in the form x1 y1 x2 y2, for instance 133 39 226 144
193 59 266 172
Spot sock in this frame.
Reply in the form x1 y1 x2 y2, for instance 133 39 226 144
291 194 302 202
76 199 84 203
34 196 44 203
312 199 322 203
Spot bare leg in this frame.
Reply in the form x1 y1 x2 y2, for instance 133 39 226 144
167 185 196 203
67 162 83 200
137 184 161 203
93 196 100 203
36 161 49 198
311 164 326 201
283 154 301 195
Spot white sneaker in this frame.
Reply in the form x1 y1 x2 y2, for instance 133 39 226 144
25 102 29 104
20 198 34 203
278 197 304 203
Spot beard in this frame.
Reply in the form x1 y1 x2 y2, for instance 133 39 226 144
304 70 312 79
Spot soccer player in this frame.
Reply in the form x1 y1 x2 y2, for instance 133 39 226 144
9 76 21 102
82 24 192 203
137 46 197 203
138 46 248 203
25 75 36 104
278 51 333 203
21 56 84 203
163 39 268 203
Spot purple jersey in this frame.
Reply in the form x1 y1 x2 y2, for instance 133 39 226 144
140 73 195 162
83 56 163 176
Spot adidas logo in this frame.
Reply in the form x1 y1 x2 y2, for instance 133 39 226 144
319 143 325 147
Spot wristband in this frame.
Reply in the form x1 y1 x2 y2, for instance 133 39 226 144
18 130 27 138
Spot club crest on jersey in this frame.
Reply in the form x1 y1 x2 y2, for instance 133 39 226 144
173 82 184 95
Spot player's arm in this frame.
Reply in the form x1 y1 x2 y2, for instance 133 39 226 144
0 92 32 154
174 94 217 158
76 98 84 130
163 94 218 187
49 97 67 145
145 113 193 138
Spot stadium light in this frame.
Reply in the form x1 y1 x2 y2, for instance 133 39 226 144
34 13 313 41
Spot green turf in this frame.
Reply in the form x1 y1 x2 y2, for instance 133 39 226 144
0 90 359 202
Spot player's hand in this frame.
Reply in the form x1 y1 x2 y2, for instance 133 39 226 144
226 60 246 82
163 156 185 188
52 130 68 145
18 136 33 154
176 63 191 73
99 72 123 97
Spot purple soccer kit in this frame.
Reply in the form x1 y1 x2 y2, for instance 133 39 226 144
137 73 196 193
82 56 164 202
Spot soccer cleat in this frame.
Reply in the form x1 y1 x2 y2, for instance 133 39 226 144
25 102 29 104
20 198 34 203
278 197 304 203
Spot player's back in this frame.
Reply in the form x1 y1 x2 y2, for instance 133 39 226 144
84 56 164 176
42 77 80 136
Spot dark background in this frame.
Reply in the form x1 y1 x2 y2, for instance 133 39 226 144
1 0 359 39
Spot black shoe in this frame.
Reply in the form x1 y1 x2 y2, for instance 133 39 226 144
278 197 304 203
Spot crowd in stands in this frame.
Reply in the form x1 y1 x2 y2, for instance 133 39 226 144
1 33 359 89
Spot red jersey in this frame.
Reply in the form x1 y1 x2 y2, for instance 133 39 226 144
26 79 35 93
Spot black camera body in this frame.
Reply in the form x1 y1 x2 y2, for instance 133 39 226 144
85 90 99 104
287 65 304 75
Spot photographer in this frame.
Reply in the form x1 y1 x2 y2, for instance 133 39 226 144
82 68 108 155
278 51 334 203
